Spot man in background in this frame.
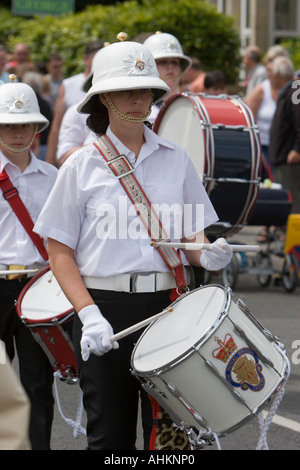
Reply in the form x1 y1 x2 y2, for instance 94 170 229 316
243 45 267 97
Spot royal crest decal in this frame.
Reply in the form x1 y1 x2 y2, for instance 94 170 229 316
213 334 265 392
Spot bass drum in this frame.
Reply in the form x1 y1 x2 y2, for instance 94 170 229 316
154 93 261 237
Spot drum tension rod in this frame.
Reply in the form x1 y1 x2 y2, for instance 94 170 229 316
166 383 209 430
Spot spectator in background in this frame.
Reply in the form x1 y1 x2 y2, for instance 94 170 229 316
46 53 64 112
245 45 291 179
264 44 290 66
269 56 300 214
21 70 53 161
5 43 32 74
188 62 206 94
179 57 204 92
16 62 51 103
204 69 228 95
243 45 267 97
45 39 104 166
0 45 11 85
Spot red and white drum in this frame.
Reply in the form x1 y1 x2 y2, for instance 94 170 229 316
131 285 289 438
17 265 78 382
154 93 262 237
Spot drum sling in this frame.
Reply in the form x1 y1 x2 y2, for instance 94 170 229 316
94 135 190 449
0 168 48 261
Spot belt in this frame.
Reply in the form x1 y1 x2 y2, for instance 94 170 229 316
0 263 44 280
82 268 191 293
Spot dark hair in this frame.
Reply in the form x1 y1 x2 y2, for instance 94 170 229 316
86 96 109 136
204 70 227 89
47 52 63 63
84 40 105 57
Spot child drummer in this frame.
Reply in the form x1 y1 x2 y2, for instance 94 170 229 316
0 76 58 449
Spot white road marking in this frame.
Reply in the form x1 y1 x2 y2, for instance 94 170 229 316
263 412 300 433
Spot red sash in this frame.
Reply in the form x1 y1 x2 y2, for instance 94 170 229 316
0 168 48 260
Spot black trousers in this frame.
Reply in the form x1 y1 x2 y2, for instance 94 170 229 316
0 278 54 450
73 288 172 450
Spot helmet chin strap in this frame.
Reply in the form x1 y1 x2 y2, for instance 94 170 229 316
103 93 153 123
0 124 37 153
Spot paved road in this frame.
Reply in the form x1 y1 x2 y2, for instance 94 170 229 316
17 227 300 451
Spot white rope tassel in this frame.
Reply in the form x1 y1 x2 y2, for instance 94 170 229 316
54 371 86 439
256 383 287 450
256 356 290 451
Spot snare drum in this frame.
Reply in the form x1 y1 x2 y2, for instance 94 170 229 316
131 285 289 437
154 93 261 237
16 265 78 382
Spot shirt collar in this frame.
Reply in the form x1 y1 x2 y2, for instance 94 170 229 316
0 150 48 176
105 124 175 165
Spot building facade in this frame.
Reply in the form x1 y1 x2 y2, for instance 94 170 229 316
207 0 300 52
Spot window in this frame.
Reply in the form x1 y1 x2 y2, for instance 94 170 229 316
216 0 224 13
240 0 251 47
275 0 297 31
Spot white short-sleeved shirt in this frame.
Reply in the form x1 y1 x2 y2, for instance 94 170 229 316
63 73 86 110
57 103 96 161
34 125 218 277
0 151 58 266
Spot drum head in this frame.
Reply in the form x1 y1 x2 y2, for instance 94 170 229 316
154 94 206 179
132 285 227 373
18 268 73 322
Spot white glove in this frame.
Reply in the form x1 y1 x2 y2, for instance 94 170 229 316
78 304 119 361
200 238 233 271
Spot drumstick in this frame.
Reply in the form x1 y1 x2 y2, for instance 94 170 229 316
150 241 260 253
0 269 39 276
111 306 173 343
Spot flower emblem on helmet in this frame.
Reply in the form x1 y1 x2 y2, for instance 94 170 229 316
123 50 153 76
6 93 31 113
162 38 181 54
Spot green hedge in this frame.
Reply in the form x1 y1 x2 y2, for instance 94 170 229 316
0 0 241 84
281 38 300 70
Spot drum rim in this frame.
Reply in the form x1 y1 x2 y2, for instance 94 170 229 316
153 92 214 189
131 284 231 376
16 264 74 324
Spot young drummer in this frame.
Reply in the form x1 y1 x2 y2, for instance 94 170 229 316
0 76 58 449
143 31 192 124
34 35 232 450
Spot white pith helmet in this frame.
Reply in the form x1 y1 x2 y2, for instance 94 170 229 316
77 33 170 114
143 32 192 73
0 76 49 132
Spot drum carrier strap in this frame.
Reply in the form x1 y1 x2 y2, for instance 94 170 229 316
0 168 48 260
94 135 188 296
